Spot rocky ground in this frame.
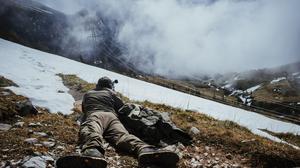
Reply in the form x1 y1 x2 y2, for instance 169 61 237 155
0 75 299 168
0 109 249 168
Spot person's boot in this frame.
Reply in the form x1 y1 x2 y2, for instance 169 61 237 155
56 148 107 168
138 147 179 167
82 148 105 159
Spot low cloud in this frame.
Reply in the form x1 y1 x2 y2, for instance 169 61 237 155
36 0 300 77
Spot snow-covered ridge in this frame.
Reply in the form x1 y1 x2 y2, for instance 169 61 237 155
245 84 262 93
270 77 286 84
0 39 300 146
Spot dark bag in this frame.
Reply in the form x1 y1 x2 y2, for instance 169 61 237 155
118 103 192 146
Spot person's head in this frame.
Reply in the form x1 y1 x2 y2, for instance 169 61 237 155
96 76 118 90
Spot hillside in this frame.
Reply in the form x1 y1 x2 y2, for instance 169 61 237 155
0 0 138 75
0 39 300 167
1 75 300 167
1 0 299 126
138 64 300 125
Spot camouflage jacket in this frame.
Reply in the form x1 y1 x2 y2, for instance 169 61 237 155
82 88 124 116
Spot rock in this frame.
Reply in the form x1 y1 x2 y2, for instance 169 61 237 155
10 159 22 166
0 161 5 167
0 123 12 131
15 115 24 119
28 129 34 135
190 158 202 168
28 122 42 127
16 100 38 116
225 153 232 160
33 132 48 137
1 91 11 96
14 121 25 128
212 160 219 165
160 112 171 122
213 164 221 168
232 164 241 168
204 152 208 157
24 138 38 144
177 142 185 150
75 148 81 154
241 139 256 143
2 149 9 152
162 144 177 152
48 138 55 142
42 141 55 148
41 155 54 162
57 90 65 93
22 156 49 168
189 127 200 135
178 152 184 159
205 146 210 151
56 145 65 150
33 152 42 156
34 144 43 147
221 163 229 168
47 152 56 157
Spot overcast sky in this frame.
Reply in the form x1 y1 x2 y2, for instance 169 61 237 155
35 0 300 77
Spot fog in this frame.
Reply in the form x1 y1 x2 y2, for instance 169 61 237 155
36 0 300 77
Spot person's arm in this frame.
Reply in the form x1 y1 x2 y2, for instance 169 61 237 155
81 94 86 113
112 91 125 112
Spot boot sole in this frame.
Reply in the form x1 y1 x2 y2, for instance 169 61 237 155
56 155 107 168
138 151 179 167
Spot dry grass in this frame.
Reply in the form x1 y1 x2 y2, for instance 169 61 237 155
0 76 78 162
0 110 79 161
57 73 95 93
58 74 300 167
0 77 28 121
253 80 300 103
260 129 300 147
0 88 28 121
139 102 300 167
0 76 18 87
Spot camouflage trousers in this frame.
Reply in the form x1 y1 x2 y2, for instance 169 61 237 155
79 111 150 155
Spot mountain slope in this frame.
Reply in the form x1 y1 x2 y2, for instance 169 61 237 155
1 75 299 167
0 0 139 75
0 38 299 146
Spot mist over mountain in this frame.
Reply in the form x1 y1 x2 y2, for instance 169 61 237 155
1 0 299 78
0 0 139 74
35 0 300 78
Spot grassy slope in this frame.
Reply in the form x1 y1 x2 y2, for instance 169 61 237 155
58 74 300 167
0 75 299 167
253 80 300 103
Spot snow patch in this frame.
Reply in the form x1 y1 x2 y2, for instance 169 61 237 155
245 84 262 93
292 72 299 76
270 77 286 84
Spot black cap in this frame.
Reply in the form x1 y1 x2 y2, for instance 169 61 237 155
96 76 113 89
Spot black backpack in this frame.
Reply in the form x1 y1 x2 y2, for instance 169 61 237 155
118 103 192 146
